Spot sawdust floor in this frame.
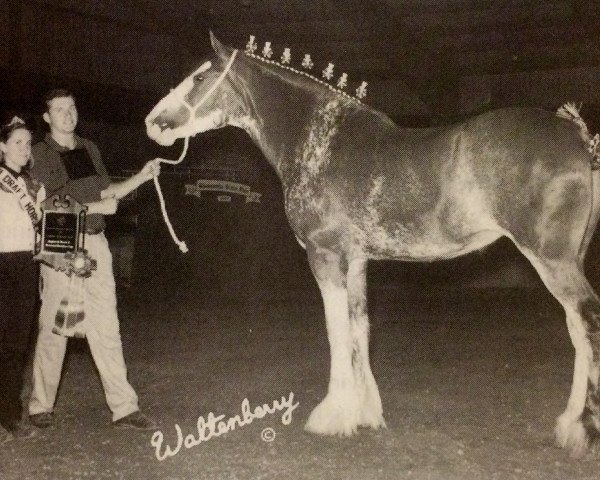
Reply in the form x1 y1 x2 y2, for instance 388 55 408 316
1 287 598 479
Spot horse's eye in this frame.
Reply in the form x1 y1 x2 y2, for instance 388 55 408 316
193 74 204 83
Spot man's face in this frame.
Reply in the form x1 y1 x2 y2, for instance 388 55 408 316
44 96 78 135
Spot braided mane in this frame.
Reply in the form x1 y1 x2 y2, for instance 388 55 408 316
243 36 368 105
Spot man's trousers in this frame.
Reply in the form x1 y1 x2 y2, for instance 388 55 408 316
29 233 139 421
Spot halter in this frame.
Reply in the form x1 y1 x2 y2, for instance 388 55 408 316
154 49 239 253
169 49 239 128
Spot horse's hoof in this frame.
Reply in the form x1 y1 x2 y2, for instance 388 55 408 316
358 384 386 429
555 418 589 458
359 411 387 430
304 395 360 437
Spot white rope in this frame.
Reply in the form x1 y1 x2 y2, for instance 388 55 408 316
150 49 238 254
154 137 190 253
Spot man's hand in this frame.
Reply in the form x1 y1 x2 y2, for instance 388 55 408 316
138 159 161 182
87 197 118 215
100 159 162 201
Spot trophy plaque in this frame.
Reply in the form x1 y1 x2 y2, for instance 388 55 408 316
34 194 95 274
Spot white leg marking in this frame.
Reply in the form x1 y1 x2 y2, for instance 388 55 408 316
305 281 361 436
351 316 385 429
555 306 592 456
347 259 385 430
515 249 594 456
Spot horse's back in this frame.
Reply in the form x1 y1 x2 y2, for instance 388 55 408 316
317 106 594 260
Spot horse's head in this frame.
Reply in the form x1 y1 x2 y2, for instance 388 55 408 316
145 33 239 146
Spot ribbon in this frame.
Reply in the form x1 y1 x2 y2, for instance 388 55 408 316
0 167 39 228
53 274 86 338
50 251 96 338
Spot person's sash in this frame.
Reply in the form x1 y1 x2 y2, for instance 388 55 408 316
0 167 88 337
0 166 39 228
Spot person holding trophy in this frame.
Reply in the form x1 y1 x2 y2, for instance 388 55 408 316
0 117 44 443
28 89 160 431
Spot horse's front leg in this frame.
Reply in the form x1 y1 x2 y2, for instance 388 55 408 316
347 258 386 430
304 245 384 436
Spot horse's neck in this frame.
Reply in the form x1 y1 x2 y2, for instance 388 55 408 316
228 61 347 176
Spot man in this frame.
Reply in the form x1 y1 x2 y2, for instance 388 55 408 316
28 89 159 430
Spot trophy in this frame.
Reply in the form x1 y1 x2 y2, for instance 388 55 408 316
34 194 96 277
34 194 97 338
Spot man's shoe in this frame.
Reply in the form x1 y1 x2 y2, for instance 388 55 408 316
5 421 36 439
113 411 157 431
29 412 54 429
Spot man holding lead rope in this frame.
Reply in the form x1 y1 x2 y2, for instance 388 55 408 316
28 89 160 430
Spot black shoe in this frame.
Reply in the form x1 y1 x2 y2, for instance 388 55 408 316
113 411 157 430
5 420 36 439
29 412 54 429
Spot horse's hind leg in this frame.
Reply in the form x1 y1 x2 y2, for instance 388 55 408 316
518 251 600 457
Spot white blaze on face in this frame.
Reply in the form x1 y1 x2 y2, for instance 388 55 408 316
145 60 227 146
147 110 225 147
173 61 212 104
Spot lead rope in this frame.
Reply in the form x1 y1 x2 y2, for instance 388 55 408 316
149 49 239 254
154 137 190 253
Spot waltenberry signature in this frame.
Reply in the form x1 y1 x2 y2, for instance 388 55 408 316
151 392 299 461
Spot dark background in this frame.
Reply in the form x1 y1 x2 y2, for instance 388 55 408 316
3 0 600 300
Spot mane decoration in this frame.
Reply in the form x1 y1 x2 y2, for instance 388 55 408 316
244 35 368 104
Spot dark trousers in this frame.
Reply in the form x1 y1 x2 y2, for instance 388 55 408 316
0 252 37 428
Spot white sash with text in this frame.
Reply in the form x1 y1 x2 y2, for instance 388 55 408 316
0 167 39 227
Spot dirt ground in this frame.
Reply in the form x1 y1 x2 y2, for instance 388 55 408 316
1 286 599 480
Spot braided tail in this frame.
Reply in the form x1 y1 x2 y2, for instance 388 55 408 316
557 103 600 258
556 102 600 169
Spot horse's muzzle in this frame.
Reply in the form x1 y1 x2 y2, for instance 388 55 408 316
146 120 176 146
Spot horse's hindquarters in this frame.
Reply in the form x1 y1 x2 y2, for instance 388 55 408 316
458 109 594 259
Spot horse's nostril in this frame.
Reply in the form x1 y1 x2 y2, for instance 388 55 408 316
157 120 172 131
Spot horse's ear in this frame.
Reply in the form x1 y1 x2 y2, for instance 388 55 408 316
210 31 231 59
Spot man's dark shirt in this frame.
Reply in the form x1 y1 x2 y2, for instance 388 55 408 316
31 133 111 232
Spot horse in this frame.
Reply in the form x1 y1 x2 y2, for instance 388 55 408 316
145 32 600 457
